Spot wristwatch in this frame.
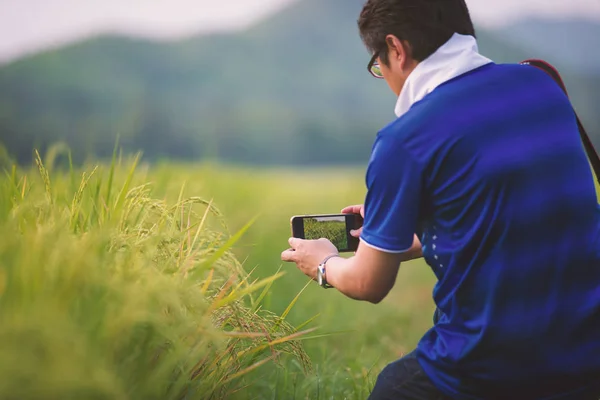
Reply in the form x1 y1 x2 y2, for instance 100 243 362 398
317 254 340 289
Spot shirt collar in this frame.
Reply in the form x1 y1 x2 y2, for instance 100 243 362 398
394 33 493 118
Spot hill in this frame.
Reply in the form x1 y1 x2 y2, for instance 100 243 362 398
0 0 598 165
494 18 600 139
500 19 600 74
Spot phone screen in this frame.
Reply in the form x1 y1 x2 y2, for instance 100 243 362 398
291 214 363 252
305 215 349 249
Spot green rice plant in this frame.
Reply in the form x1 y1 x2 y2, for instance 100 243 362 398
0 143 13 172
43 142 71 175
303 219 348 250
0 152 315 399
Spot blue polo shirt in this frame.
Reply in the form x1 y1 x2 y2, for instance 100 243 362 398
361 63 600 399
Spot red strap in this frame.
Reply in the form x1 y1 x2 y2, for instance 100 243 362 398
520 59 600 186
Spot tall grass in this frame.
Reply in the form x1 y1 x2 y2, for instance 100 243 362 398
147 162 439 399
0 150 315 399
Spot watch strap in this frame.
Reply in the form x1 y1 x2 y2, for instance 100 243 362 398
318 254 340 288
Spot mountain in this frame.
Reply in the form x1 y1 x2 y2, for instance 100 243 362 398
486 19 600 145
499 19 600 74
0 0 598 166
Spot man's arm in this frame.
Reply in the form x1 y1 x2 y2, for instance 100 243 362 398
281 234 423 304
282 135 425 303
325 235 422 304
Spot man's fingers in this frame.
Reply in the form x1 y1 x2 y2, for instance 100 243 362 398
283 237 302 262
350 228 363 238
341 205 362 214
281 248 297 262
289 237 303 249
341 205 359 214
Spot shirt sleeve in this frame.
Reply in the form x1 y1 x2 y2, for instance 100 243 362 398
361 135 424 253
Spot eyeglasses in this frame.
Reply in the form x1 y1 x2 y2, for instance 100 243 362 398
368 50 385 79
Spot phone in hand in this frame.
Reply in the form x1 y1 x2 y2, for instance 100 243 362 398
290 213 364 253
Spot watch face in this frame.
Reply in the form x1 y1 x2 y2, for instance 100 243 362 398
317 268 323 286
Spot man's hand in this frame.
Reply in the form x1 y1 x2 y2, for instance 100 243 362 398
281 237 339 281
342 204 364 238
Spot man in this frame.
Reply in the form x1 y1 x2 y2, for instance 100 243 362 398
281 0 600 399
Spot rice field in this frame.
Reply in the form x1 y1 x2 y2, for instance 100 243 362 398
0 149 439 399
302 218 349 250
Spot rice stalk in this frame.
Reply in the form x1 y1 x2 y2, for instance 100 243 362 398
0 155 315 399
34 149 52 204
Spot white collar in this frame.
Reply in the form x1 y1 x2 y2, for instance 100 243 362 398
394 33 493 118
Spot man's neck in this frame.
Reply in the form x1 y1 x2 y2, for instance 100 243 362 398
394 33 492 118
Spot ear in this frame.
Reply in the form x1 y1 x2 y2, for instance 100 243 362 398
385 34 410 70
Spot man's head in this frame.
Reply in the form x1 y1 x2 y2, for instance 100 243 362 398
358 0 476 95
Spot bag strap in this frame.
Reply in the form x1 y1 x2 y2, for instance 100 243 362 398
520 59 600 186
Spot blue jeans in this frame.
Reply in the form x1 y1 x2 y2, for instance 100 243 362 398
367 309 446 400
370 309 600 400
368 351 449 400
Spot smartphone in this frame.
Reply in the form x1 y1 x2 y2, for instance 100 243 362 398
290 213 364 253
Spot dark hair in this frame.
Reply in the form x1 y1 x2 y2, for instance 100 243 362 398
358 0 476 65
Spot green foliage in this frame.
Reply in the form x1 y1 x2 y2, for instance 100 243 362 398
142 161 441 399
0 154 318 399
0 143 13 171
0 152 445 398
304 219 348 249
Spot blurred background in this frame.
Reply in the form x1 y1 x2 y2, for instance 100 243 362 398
1 1 600 398
1 0 599 166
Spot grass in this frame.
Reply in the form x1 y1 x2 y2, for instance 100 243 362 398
148 161 440 399
0 151 439 399
303 218 348 250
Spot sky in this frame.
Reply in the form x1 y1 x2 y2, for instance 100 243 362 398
1 0 600 64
